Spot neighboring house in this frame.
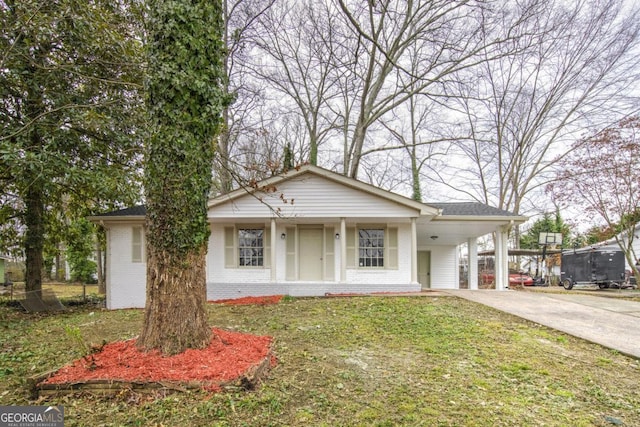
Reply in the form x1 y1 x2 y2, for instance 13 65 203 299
91 165 527 309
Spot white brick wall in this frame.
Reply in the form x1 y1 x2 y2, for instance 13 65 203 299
205 222 420 300
106 224 147 309
105 221 458 308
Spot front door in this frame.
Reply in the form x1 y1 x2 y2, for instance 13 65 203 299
299 227 323 281
418 251 431 289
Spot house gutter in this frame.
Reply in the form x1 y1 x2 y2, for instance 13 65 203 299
432 215 528 223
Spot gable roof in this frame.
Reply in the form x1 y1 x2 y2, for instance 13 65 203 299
89 166 527 225
209 165 440 217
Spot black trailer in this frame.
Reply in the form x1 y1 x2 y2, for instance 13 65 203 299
560 247 630 290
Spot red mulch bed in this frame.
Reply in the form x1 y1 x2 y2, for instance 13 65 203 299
209 295 284 305
41 328 274 392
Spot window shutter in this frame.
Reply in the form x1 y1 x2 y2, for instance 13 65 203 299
285 227 296 280
387 227 398 269
346 227 355 268
224 227 235 268
324 227 335 281
263 227 271 267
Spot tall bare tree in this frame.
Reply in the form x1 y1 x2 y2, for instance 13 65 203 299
249 0 342 168
335 0 528 178
216 0 275 193
379 93 456 201
439 0 640 221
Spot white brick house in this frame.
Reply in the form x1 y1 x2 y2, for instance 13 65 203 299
91 165 527 309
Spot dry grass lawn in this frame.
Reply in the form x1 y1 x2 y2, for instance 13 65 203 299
0 292 639 426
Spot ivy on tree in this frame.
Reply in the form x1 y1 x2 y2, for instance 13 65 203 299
138 0 229 355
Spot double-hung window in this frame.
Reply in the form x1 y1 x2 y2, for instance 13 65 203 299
358 228 385 267
238 228 264 267
346 226 398 269
132 226 145 263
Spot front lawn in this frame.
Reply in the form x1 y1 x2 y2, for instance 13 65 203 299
1 296 638 426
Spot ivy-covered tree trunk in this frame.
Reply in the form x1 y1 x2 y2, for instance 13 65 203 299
138 0 227 355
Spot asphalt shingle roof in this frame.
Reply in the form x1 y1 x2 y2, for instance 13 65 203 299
95 205 146 217
426 202 522 217
95 202 520 218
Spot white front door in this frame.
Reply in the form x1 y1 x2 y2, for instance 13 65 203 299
299 227 323 281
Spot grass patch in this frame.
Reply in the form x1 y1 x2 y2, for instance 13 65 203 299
1 296 639 426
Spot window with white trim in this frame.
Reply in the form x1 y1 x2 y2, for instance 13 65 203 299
358 228 384 267
132 226 145 263
238 228 264 267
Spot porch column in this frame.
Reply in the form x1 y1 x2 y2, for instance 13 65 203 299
495 225 509 290
468 237 478 290
494 228 503 290
271 218 277 282
340 217 346 283
411 218 417 283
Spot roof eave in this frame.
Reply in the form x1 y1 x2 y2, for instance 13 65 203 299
433 215 529 223
88 215 145 223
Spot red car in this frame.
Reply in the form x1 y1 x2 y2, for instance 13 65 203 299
479 270 534 286
508 271 534 286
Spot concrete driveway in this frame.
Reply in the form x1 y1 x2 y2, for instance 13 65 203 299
445 289 640 359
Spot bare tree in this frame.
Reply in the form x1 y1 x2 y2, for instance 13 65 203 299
377 43 463 201
249 0 342 168
216 0 275 193
334 0 529 178
246 0 527 180
439 0 640 222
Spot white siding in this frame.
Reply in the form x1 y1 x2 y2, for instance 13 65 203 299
423 245 459 289
210 175 419 219
106 224 146 309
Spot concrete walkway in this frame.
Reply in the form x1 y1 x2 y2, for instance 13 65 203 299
444 289 640 359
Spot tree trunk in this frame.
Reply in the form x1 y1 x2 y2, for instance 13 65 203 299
24 178 44 299
96 241 106 294
410 147 422 202
348 121 367 178
218 110 233 193
138 246 211 355
139 0 225 355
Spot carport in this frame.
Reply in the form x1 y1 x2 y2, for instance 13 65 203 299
420 203 528 290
